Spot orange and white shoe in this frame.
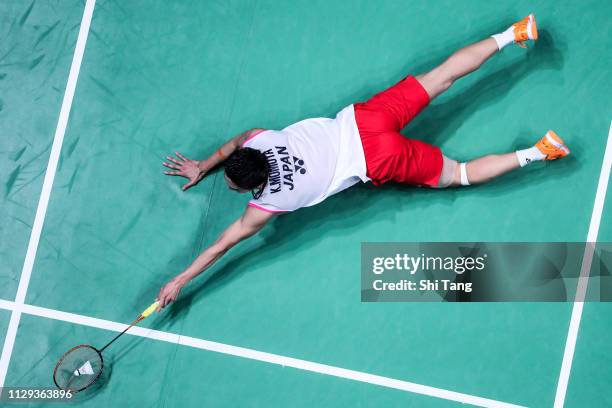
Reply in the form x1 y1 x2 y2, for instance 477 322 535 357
512 14 538 48
536 130 570 160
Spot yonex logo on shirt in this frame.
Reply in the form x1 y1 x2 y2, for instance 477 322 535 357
263 146 307 194
293 156 306 174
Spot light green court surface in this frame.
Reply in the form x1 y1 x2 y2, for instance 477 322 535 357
1 0 611 407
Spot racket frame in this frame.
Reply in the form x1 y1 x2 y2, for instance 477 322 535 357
53 344 104 392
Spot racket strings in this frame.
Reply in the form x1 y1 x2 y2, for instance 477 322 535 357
53 345 103 392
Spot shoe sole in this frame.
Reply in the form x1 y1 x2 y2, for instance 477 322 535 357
528 13 538 41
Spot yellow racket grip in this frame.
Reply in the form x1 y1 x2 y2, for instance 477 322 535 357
140 301 160 318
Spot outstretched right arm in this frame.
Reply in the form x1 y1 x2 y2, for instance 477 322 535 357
156 205 275 310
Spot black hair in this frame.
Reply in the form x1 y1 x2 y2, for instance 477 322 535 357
224 147 270 199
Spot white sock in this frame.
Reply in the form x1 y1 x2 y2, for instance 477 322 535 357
491 26 515 50
516 146 546 167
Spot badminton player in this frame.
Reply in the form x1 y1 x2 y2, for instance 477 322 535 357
157 14 570 309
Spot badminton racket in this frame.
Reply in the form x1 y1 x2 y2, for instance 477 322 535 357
53 300 159 392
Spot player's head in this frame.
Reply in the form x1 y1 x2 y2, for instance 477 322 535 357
224 147 270 199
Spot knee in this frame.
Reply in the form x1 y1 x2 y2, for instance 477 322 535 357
417 67 454 99
438 77 453 93
434 65 456 90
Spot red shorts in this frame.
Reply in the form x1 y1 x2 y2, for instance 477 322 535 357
354 75 443 187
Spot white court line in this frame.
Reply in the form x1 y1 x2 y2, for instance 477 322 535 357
0 0 97 387
554 121 612 408
0 299 524 408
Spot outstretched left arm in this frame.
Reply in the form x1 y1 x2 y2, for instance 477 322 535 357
163 128 264 190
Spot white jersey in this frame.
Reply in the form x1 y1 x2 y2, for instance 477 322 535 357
244 104 369 213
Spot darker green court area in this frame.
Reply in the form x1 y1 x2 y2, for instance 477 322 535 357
0 0 84 300
1 0 611 407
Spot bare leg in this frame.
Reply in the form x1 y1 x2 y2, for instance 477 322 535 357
418 38 518 186
449 152 520 186
416 20 549 187
416 38 499 100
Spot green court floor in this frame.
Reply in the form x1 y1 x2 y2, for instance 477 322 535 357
1 0 611 407
0 311 9 353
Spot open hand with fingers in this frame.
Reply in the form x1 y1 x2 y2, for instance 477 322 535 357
163 152 206 190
